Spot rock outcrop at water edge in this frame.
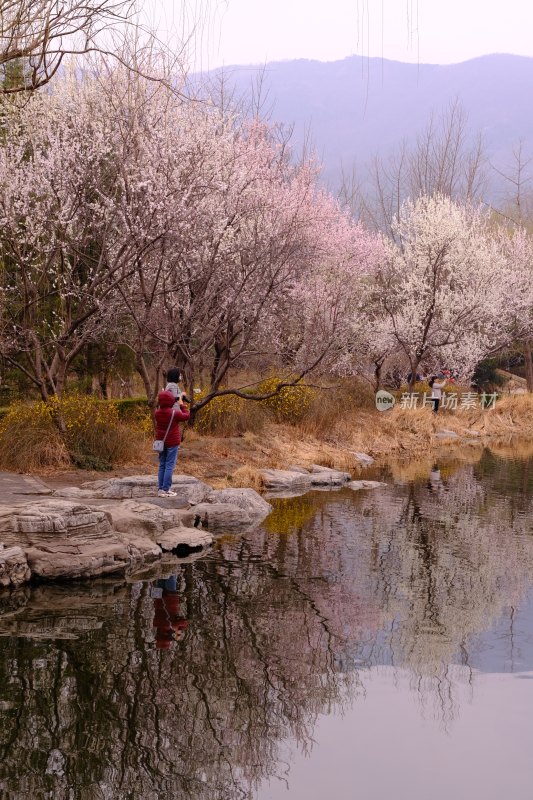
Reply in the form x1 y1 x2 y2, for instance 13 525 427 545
260 466 351 491
0 478 272 585
0 501 161 581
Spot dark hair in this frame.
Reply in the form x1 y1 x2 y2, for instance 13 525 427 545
166 367 181 383
428 376 435 388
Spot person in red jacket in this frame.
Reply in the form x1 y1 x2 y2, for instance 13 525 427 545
154 390 190 497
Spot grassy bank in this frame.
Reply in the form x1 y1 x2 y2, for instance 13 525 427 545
187 393 533 487
7 395 533 488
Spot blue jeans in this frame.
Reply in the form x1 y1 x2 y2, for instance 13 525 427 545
158 446 179 491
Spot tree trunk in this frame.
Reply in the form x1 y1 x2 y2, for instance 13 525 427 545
408 368 418 393
373 361 383 393
99 372 110 399
523 339 533 393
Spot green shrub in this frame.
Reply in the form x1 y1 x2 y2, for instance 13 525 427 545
113 397 152 434
70 452 114 471
472 359 508 390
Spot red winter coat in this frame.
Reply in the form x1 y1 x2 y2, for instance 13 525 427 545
154 390 190 447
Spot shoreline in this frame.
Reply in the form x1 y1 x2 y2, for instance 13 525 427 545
1 399 533 589
19 394 533 492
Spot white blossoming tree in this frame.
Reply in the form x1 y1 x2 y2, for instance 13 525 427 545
375 194 505 389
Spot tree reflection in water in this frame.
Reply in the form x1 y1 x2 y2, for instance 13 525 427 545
0 451 533 798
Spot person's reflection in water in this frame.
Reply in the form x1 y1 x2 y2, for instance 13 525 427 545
428 464 443 493
151 575 188 649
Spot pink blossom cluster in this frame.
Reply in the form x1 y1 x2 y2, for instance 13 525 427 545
0 66 531 405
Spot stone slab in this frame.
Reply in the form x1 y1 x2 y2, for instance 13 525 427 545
353 452 375 465
80 474 212 504
0 500 161 581
348 480 387 490
309 469 351 486
206 488 271 517
260 469 313 490
435 429 460 439
156 527 213 552
178 502 258 534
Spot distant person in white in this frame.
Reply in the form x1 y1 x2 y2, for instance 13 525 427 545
428 374 446 413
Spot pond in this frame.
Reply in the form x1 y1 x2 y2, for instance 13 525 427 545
1 447 533 799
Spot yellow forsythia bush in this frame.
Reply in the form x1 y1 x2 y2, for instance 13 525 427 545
112 398 153 434
193 390 267 436
0 398 69 471
256 375 316 423
0 394 146 471
193 377 316 435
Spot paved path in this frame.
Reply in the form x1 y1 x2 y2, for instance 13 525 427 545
0 472 53 506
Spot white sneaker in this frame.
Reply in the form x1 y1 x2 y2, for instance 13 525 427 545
165 490 177 497
157 490 168 497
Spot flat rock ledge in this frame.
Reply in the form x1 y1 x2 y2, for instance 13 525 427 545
348 480 387 490
260 466 352 491
0 478 272 586
157 527 213 553
56 474 213 505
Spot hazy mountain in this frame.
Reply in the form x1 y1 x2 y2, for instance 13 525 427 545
205 53 533 198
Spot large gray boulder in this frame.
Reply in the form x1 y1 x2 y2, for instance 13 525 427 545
178 502 259 534
260 469 313 490
0 501 160 581
99 500 186 541
206 488 271 518
0 472 275 585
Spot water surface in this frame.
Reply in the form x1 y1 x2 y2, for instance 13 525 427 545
1 447 532 799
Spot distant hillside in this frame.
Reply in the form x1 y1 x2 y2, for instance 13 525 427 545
200 53 533 197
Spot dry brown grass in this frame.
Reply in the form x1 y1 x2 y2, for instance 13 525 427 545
250 394 533 476
460 394 533 436
0 415 71 472
0 397 148 473
227 464 264 489
297 380 375 439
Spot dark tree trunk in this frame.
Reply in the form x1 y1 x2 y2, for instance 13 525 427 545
523 339 533 393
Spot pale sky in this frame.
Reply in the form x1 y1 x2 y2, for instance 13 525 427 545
149 0 533 70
